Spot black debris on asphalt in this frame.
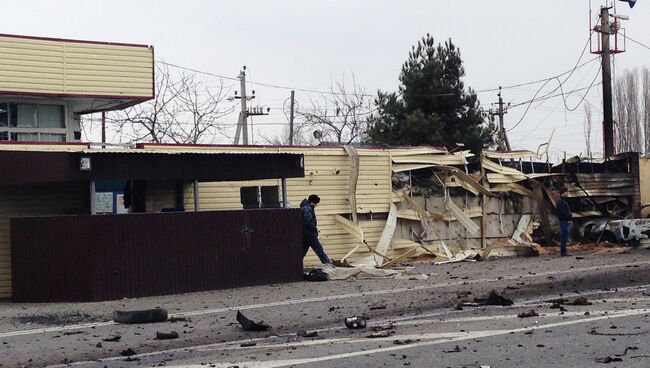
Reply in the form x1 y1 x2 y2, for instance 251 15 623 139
236 311 270 331
518 310 539 318
155 331 179 340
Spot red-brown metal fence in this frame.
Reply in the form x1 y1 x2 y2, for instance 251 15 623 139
11 209 302 302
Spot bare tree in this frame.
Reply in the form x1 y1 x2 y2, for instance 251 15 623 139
167 73 234 143
105 63 234 144
614 68 643 153
583 103 592 154
295 74 372 145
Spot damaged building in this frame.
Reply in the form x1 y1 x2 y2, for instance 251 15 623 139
134 144 650 268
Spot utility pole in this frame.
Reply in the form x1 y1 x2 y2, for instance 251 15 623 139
233 67 250 145
289 90 295 145
232 66 270 145
490 87 511 152
600 6 615 157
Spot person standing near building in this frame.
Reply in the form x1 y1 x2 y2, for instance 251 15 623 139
556 187 572 257
300 194 331 264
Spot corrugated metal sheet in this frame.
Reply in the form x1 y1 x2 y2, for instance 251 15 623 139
11 209 302 302
178 147 395 266
0 34 153 98
0 182 87 298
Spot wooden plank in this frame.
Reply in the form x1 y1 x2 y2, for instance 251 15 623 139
490 183 534 198
379 248 418 268
444 198 480 235
353 204 398 266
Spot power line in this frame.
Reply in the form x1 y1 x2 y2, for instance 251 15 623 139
505 30 596 132
623 34 650 51
156 56 600 100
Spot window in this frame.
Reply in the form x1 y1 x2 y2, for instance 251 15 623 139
0 102 66 142
0 104 7 127
38 105 65 128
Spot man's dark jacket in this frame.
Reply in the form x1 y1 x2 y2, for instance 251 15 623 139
300 199 318 238
557 197 572 222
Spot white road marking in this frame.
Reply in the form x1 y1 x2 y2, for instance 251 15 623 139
4 259 649 340
56 295 650 367
167 307 650 368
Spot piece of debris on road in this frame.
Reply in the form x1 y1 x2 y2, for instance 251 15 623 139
297 329 318 338
518 310 539 318
236 311 270 331
155 331 179 340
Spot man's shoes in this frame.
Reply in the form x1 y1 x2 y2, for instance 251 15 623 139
561 253 572 257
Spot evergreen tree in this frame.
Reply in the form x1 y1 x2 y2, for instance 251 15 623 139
366 34 496 153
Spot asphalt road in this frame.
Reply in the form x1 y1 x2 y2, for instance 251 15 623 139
1 248 650 367
162 287 650 368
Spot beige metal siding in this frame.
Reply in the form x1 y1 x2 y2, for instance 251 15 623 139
640 157 650 208
173 147 394 266
0 182 87 298
0 35 153 98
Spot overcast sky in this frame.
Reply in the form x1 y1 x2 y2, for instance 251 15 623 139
4 0 649 159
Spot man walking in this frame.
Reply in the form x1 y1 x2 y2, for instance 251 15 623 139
556 187 572 257
300 194 331 264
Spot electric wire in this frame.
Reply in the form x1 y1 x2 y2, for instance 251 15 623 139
623 34 650 51
156 55 600 100
506 29 597 132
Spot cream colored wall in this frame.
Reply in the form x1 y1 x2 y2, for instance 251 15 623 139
174 147 393 266
0 182 87 298
640 157 650 208
0 35 153 97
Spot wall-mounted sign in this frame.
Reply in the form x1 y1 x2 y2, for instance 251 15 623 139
94 192 113 214
80 157 92 171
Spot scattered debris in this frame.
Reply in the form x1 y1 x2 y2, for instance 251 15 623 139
62 331 84 336
236 311 270 331
549 303 567 311
14 311 101 326
344 316 367 329
369 304 387 310
517 310 539 318
120 348 137 357
548 296 592 306
443 345 462 353
372 323 395 332
297 329 318 338
102 335 121 342
595 356 623 364
113 308 168 324
168 316 189 323
475 290 514 307
240 342 257 347
367 330 395 338
155 331 179 340
589 328 648 336
95 342 102 348
569 296 592 306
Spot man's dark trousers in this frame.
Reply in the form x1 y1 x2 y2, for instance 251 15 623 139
560 221 571 256
302 234 331 264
